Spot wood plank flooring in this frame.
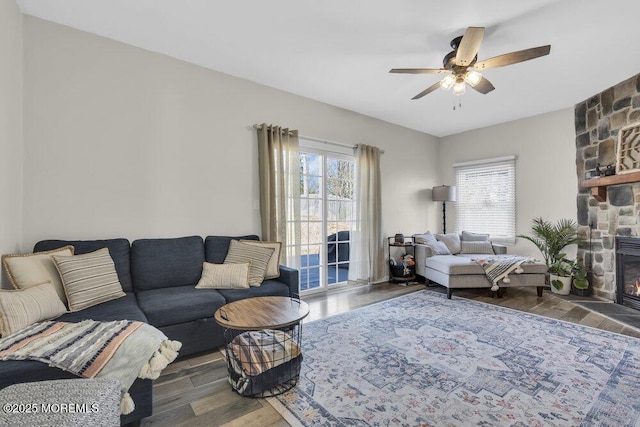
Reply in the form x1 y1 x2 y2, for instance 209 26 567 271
141 283 640 426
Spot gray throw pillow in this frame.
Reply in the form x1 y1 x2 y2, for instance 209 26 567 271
413 232 438 245
435 233 461 254
224 240 275 287
427 241 452 255
461 231 490 242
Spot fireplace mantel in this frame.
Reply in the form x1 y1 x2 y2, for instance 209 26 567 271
580 171 640 202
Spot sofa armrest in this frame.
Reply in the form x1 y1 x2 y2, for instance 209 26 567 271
278 265 300 297
414 244 433 277
492 243 507 255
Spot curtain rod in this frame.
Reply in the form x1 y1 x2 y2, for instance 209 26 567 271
252 124 384 154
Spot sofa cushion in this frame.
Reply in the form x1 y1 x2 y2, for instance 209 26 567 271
435 233 461 254
413 232 438 245
205 235 259 264
57 293 147 323
216 280 291 303
34 239 133 293
53 248 126 312
426 255 548 275
136 285 226 327
2 246 74 305
131 236 204 291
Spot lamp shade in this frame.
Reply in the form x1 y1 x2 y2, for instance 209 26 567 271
432 185 456 202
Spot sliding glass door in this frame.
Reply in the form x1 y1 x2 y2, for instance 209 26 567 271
291 149 355 293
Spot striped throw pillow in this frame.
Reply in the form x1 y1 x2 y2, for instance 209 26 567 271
239 240 282 279
196 262 250 289
224 240 275 287
53 248 126 312
460 241 495 254
0 282 67 337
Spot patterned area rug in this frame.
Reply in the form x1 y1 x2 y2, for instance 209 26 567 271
268 290 640 426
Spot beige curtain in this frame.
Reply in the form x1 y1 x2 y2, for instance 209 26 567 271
349 144 385 283
257 124 300 267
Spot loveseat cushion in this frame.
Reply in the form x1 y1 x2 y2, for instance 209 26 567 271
34 239 133 293
131 236 204 291
136 285 226 327
217 279 291 303
57 293 147 323
205 235 259 264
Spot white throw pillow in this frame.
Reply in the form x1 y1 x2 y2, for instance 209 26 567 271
196 262 250 289
435 233 461 254
427 241 452 255
239 240 282 279
52 248 126 312
0 282 67 337
2 246 75 306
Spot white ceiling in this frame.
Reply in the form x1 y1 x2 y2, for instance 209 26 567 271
16 0 640 137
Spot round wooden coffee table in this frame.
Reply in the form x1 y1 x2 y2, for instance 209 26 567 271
214 296 310 397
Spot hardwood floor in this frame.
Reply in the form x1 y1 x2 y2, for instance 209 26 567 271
141 283 640 426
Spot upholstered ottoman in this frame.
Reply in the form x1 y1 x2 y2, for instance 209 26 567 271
0 378 120 426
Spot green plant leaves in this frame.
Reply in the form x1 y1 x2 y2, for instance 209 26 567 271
551 279 564 290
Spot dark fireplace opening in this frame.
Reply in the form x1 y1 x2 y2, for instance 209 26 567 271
616 237 640 310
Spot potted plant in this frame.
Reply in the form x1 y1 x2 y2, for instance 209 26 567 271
549 258 573 295
518 217 579 288
571 259 592 296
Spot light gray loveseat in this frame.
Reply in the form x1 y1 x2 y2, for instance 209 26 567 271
413 231 547 299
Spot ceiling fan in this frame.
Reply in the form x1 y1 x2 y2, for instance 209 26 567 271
390 27 551 99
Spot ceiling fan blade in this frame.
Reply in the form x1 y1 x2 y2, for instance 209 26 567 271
389 68 448 74
412 81 442 100
470 76 495 94
475 45 551 70
455 27 485 66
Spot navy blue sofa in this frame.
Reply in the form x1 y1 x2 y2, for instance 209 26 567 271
0 235 298 426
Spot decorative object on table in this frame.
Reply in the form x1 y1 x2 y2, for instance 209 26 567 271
394 233 405 244
432 185 456 233
518 217 579 284
616 122 640 174
269 291 640 426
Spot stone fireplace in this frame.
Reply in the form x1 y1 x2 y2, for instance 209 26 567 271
575 73 640 301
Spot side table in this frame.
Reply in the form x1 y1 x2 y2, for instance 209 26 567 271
214 296 310 397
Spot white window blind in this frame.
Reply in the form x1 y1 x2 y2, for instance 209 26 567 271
454 156 516 244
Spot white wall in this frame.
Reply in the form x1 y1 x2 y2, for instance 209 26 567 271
439 108 578 259
22 17 440 249
0 1 24 288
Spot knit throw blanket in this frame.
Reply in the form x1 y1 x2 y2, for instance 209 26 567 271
474 255 534 291
0 320 182 415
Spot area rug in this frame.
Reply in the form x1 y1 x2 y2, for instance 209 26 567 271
267 290 640 426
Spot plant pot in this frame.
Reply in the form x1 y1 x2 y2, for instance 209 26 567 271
549 274 571 295
571 271 593 296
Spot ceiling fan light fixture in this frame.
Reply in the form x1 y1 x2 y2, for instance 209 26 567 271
440 74 456 90
464 70 482 87
452 81 466 95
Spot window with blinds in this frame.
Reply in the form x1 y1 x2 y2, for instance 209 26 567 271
454 156 516 244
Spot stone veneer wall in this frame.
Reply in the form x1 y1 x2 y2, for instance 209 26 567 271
575 73 640 300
